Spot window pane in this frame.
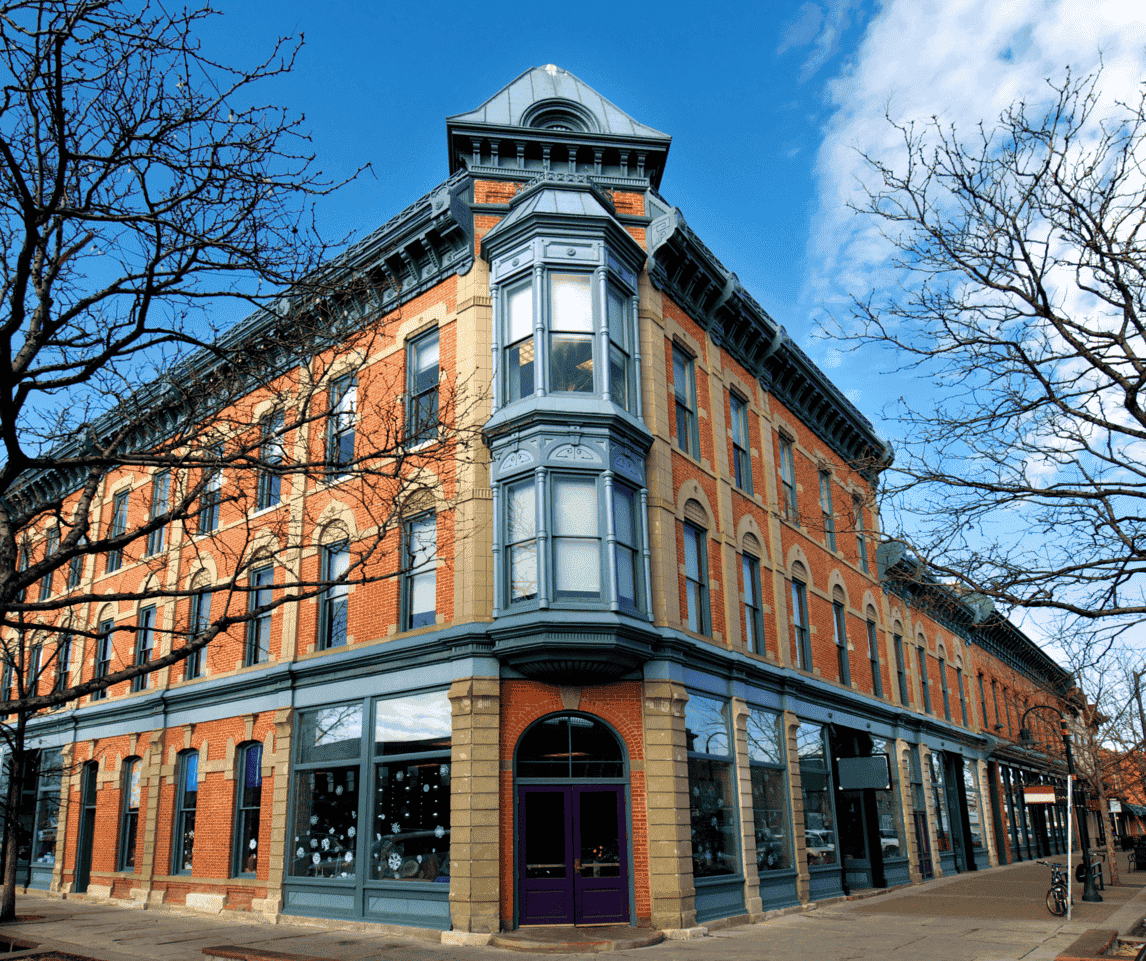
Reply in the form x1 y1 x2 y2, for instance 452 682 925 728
613 485 635 546
609 344 628 410
607 287 626 347
375 692 452 755
507 481 535 539
616 545 636 605
673 349 690 401
798 723 837 865
554 540 600 594
550 334 593 392
509 543 537 601
685 695 730 756
299 706 363 763
290 767 358 878
553 477 596 536
506 338 535 401
550 273 592 332
683 526 700 580
371 760 450 881
746 709 782 764
507 283 533 344
688 757 738 877
752 764 791 872
413 335 439 392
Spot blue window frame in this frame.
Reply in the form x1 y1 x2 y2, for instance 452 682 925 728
326 375 357 475
320 541 350 647
407 330 439 444
730 393 752 494
146 472 169 556
402 516 436 630
233 743 263 876
245 565 273 665
172 750 198 874
257 411 284 511
131 606 155 692
107 491 129 572
673 346 698 458
682 521 709 635
741 554 763 654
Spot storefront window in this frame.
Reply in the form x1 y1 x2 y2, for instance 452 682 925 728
875 739 903 857
686 695 739 878
963 762 984 851
291 768 359 879
371 692 452 882
797 723 837 865
747 708 791 872
928 753 951 853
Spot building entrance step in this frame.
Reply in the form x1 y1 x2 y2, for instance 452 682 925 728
489 924 665 953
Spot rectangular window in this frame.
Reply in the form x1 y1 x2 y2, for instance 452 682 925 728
320 541 351 646
107 491 129 573
55 633 71 692
613 484 641 611
918 646 932 714
407 329 439 444
730 393 753 494
118 758 141 871
553 476 599 600
403 516 436 630
245 565 273 666
185 591 211 680
747 709 792 873
504 281 534 404
15 544 27 602
39 528 58 600
198 443 222 534
549 273 594 393
957 668 968 726
939 657 952 720
992 680 1001 730
867 619 883 697
93 619 114 700
854 495 870 573
682 522 709 635
131 606 155 692
673 346 698 458
779 435 797 520
67 550 83 590
832 601 851 685
607 285 632 411
978 673 989 729
685 696 738 878
791 579 811 669
172 752 198 874
797 723 838 865
506 479 537 603
256 411 284 511
0 663 11 713
742 554 763 654
819 471 836 551
233 743 262 876
146 472 169 556
27 642 42 695
326 375 357 475
894 634 908 705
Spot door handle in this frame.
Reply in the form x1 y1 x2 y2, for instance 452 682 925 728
574 858 581 872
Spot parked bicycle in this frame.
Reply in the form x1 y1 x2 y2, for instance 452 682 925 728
1037 860 1069 916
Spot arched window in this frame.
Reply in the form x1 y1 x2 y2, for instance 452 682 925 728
516 714 624 779
790 562 810 669
741 533 764 654
172 750 198 874
233 742 262 877
118 757 141 871
682 500 709 635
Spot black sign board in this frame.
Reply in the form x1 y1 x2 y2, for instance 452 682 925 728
836 754 892 791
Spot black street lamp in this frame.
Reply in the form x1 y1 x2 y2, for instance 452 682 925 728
1019 705 1102 903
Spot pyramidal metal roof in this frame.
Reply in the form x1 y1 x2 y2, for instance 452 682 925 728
447 65 670 141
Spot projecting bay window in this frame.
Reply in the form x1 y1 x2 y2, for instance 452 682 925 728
493 257 639 414
496 470 650 615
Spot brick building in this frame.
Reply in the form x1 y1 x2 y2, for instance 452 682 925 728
13 66 1083 935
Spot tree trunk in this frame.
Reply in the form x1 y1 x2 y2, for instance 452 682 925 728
0 715 28 922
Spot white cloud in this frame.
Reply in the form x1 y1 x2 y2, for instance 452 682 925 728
806 0 1146 318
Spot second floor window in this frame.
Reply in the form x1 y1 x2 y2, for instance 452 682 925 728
146 472 169 556
107 491 129 573
673 347 699 458
198 443 223 533
185 590 211 680
326 375 357 475
779 436 797 520
55 632 71 692
320 541 350 647
867 619 883 697
67 548 84 589
407 330 439 443
956 668 968 725
918 645 932 714
832 600 851 685
613 484 643 613
131 606 155 692
553 476 599 601
682 522 709 635
894 633 908 705
978 673 989 728
854 495 870 573
742 554 763 654
791 578 811 669
257 411 284 511
93 618 114 700
549 273 593 392
504 280 535 404
506 479 537 603
246 565 273 666
403 516 436 630
819 471 836 551
730 393 752 494
939 657 952 720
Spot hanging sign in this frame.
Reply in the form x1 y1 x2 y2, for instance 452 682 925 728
1023 784 1057 805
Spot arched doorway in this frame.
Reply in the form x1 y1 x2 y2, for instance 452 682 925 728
515 713 630 926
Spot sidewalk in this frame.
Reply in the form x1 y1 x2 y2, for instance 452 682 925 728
3 857 1144 960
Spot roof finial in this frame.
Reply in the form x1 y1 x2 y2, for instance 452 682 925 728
544 64 559 76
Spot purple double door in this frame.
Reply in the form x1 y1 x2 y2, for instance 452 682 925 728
518 785 629 925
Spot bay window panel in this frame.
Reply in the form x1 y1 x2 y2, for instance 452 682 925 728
613 485 639 608
553 476 599 597
609 343 628 410
550 334 594 392
507 480 537 602
506 338 535 402
550 273 592 331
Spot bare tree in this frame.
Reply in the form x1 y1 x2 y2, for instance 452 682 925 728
0 1 480 919
838 69 1146 626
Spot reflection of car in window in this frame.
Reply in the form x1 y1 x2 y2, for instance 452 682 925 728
879 829 900 856
756 828 785 870
805 829 836 863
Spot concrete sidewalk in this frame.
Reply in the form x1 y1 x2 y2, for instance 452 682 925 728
3 857 1145 960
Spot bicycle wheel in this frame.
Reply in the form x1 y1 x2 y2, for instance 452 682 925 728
1047 886 1068 917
